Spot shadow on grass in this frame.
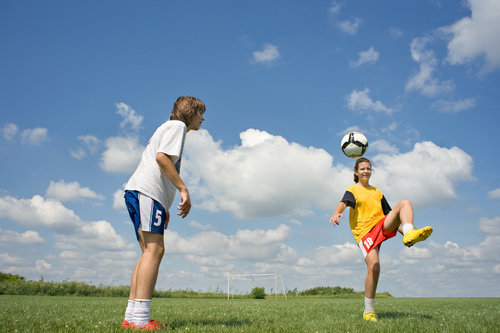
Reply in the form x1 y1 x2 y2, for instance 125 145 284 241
378 311 433 320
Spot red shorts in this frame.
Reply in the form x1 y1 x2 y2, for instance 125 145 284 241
358 215 397 258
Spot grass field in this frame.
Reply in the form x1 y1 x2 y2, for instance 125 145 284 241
1 295 499 332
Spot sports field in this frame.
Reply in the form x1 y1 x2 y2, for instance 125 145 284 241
1 296 498 332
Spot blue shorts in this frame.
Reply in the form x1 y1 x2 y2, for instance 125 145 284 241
124 190 167 240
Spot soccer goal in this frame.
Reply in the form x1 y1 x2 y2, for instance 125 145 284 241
227 274 287 300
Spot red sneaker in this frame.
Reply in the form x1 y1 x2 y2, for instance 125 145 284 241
121 319 132 329
131 320 163 331
150 320 163 327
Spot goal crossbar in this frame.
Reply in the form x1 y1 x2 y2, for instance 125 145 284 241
227 274 287 300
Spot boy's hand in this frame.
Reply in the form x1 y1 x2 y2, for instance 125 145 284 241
177 188 191 218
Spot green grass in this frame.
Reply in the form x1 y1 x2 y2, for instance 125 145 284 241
1 295 499 332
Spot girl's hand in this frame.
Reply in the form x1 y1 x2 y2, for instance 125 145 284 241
330 214 343 226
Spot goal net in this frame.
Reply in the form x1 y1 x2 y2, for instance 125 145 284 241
227 274 287 300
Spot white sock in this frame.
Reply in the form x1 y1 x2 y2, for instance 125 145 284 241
402 223 413 235
133 299 151 327
124 300 135 322
364 297 375 314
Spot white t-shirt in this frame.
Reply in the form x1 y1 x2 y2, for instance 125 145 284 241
125 120 187 210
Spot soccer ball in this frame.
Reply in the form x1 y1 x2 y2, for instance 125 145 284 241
341 132 368 159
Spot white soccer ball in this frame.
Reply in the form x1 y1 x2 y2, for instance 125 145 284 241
341 132 368 159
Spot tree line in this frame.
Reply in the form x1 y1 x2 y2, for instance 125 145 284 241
1 272 391 298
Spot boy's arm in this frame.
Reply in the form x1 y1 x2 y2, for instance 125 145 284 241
330 201 347 226
156 152 191 218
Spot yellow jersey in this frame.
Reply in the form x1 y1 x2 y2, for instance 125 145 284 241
341 185 392 244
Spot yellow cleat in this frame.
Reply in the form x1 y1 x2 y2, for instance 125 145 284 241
403 226 433 247
363 312 378 322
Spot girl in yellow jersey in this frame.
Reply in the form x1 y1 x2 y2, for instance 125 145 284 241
330 157 433 322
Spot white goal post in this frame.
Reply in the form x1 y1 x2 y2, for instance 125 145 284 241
227 274 287 300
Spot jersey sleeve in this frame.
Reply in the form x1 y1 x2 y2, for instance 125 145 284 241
158 122 186 162
381 195 391 215
341 191 356 208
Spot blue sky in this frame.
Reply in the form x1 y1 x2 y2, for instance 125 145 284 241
1 0 499 297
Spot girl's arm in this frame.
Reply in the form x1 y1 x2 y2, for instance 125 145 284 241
330 202 347 226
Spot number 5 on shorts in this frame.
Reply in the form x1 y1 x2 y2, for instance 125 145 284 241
154 210 162 226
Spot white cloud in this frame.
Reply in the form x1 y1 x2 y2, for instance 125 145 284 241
164 224 293 263
0 253 29 267
337 125 362 137
329 1 342 14
381 122 398 136
2 123 18 140
185 255 227 267
371 141 474 208
164 230 204 255
388 26 403 39
184 129 473 219
0 195 83 234
339 18 362 35
113 188 127 211
80 135 101 154
493 265 500 274
57 220 135 251
21 127 49 145
312 242 361 266
439 0 500 74
116 102 144 131
70 148 87 160
425 264 446 274
0 254 61 277
288 218 303 227
189 221 217 231
346 88 394 114
0 228 44 246
370 140 399 154
399 246 432 264
184 129 352 219
431 98 476 113
100 136 145 174
70 135 102 160
349 47 380 68
478 217 500 235
36 260 52 272
405 37 455 96
252 43 281 64
425 240 483 268
54 242 77 250
488 188 500 199
45 180 105 202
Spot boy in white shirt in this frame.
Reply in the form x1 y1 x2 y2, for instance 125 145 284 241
121 96 205 331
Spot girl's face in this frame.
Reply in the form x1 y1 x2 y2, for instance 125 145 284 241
356 161 372 183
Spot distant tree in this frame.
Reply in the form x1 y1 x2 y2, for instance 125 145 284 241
250 286 266 299
0 271 25 281
298 286 354 296
286 287 298 296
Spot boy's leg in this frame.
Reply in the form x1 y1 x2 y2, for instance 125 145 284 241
122 236 146 328
135 230 165 299
132 230 165 328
